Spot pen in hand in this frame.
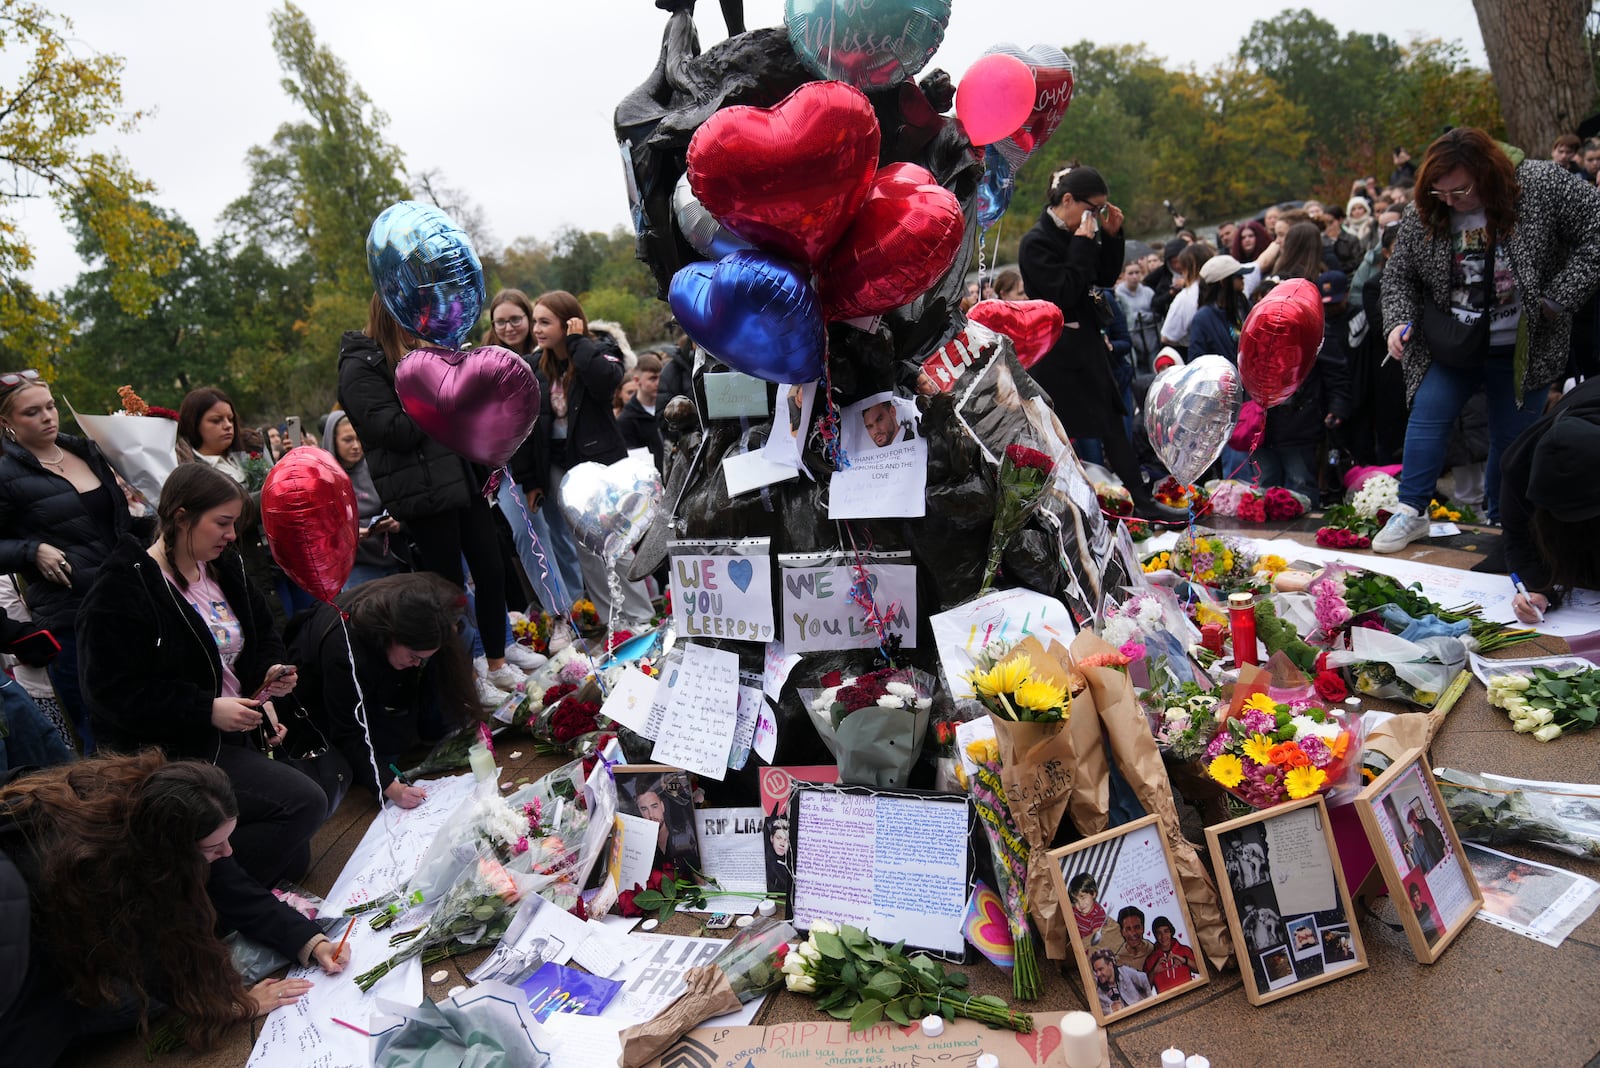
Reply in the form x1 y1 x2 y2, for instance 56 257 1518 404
1510 572 1546 623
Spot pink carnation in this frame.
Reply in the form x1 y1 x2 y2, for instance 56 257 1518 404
1119 641 1148 661
1298 735 1334 768
1241 709 1277 734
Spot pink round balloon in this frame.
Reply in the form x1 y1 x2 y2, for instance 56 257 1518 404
261 450 358 604
955 54 1036 146
1238 278 1325 408
395 345 541 469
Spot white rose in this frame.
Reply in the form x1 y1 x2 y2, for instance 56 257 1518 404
810 919 838 936
886 681 916 698
1533 724 1564 742
877 695 903 708
781 953 807 976
785 972 817 993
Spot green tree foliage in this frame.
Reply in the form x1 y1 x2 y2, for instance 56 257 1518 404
487 225 673 347
0 0 186 361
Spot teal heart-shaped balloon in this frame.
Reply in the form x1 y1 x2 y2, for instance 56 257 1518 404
785 0 951 90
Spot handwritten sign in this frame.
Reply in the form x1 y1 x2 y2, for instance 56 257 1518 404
651 643 740 780
828 392 927 519
598 668 661 736
779 551 918 653
703 371 770 419
790 784 972 956
669 537 775 644
929 587 1077 698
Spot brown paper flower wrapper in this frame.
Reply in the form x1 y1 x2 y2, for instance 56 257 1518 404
988 636 1104 960
1068 630 1234 971
618 965 742 1068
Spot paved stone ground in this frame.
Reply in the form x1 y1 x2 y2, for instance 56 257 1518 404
72 522 1600 1068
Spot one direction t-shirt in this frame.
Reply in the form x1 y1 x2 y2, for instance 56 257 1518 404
172 569 243 698
1450 208 1520 349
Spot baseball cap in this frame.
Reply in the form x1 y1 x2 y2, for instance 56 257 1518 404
1199 255 1247 285
1318 270 1350 303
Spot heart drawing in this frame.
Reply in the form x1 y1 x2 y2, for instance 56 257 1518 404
727 557 754 592
1015 1024 1062 1064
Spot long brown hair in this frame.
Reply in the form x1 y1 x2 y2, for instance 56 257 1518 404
1413 127 1520 240
1277 222 1327 280
338 572 480 728
534 290 587 394
485 289 536 356
0 753 254 1048
365 293 425 366
157 462 249 590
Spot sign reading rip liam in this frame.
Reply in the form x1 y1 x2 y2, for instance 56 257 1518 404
669 538 775 644
779 551 918 653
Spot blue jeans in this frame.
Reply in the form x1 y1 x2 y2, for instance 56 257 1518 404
46 629 90 754
343 561 402 591
275 574 317 621
1398 353 1544 521
1255 447 1318 500
0 675 72 774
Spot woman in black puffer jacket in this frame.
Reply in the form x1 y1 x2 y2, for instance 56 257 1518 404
0 371 144 752
338 295 517 694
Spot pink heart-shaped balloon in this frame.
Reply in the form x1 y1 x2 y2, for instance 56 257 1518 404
1016 1025 1063 1064
1239 277 1325 408
688 81 881 269
819 163 965 320
395 346 541 469
967 299 1065 368
987 44 1076 171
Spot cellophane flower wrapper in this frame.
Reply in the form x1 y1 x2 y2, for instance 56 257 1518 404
1434 767 1600 858
805 667 935 788
1322 627 1467 708
979 444 1057 593
225 883 343 983
511 756 619 915
399 724 482 781
1097 586 1200 688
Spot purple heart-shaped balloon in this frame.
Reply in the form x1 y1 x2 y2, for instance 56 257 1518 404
395 346 540 469
668 250 826 385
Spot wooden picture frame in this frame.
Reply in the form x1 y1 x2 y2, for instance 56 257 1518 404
1048 814 1209 1024
612 765 704 877
1205 795 1367 1006
1354 747 1483 963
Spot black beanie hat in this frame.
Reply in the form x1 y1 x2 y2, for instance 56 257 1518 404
1527 413 1600 521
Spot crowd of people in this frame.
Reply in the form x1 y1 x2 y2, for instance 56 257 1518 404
1 125 1599 1061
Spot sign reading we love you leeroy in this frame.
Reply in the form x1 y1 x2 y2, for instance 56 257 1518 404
669 538 776 644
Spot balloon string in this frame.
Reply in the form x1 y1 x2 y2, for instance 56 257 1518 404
337 610 404 874
842 522 896 660
500 466 603 683
818 356 848 471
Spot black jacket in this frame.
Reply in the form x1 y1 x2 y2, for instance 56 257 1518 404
1017 208 1127 439
616 396 664 469
78 535 285 760
1502 377 1600 595
0 435 138 633
337 332 477 522
523 335 628 489
286 602 439 797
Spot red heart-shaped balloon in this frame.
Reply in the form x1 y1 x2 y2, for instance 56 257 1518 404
395 346 541 469
989 44 1075 171
819 163 964 320
967 299 1065 367
1239 277 1325 408
688 81 881 268
261 449 358 604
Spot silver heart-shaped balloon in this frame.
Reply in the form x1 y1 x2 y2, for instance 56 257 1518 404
672 173 753 260
559 456 665 564
1143 355 1241 486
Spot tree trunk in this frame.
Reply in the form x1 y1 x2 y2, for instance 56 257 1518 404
1471 0 1596 155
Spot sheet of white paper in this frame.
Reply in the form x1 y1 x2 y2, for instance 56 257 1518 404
1263 805 1338 916
571 919 646 977
1429 522 1461 537
929 588 1078 699
752 699 779 765
601 933 765 1027
762 381 817 475
1467 842 1600 946
652 643 741 780
729 684 765 769
690 806 768 912
324 774 478 913
670 539 777 644
723 448 801 496
828 392 927 519
762 641 802 701
615 811 661 896
953 716 997 785
599 669 661 735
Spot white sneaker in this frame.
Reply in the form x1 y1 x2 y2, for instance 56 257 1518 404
486 665 525 693
476 675 508 708
1371 504 1431 553
503 643 548 672
473 655 490 678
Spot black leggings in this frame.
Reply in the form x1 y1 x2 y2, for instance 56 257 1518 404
212 743 327 887
405 498 507 659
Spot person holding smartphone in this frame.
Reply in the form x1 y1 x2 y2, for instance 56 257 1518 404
76 464 327 889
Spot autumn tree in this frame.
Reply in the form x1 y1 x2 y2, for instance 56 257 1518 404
1471 0 1595 156
0 1 186 361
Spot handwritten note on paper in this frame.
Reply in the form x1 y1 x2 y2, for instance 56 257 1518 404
1265 806 1338 916
728 683 765 770
651 643 740 780
599 668 660 736
614 811 660 898
780 554 919 652
752 699 779 765
791 789 970 955
694 806 768 913
763 640 802 701
324 773 477 912
929 588 1077 699
669 538 775 643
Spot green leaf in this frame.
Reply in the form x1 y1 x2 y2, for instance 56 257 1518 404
867 971 903 999
633 890 664 909
849 999 885 1032
660 877 678 897
945 971 969 988
841 960 859 989
814 931 848 960
973 994 1010 1009
885 1002 911 1025
840 926 871 948
827 1004 857 1021
816 988 848 1011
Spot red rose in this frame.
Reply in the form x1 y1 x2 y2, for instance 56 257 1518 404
775 942 789 963
543 682 576 708
646 867 667 892
1314 670 1349 703
617 888 642 917
820 671 843 689
1004 444 1055 474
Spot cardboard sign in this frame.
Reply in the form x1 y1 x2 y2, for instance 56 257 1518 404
669 538 775 644
779 551 918 652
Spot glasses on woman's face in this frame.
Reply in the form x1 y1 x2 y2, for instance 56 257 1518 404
1428 183 1475 202
493 314 527 329
0 369 41 388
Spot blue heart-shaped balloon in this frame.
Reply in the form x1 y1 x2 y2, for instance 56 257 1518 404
367 201 485 350
667 250 826 385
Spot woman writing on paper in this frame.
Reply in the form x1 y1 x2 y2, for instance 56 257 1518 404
0 754 350 1064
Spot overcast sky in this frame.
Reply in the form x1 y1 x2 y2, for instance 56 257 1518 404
14 0 1486 295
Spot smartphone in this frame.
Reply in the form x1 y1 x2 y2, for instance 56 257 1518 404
285 416 303 449
251 664 291 704
7 628 60 666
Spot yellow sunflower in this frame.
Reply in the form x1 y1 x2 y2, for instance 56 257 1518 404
1207 753 1245 788
1284 765 1328 800
1243 692 1280 715
971 654 1032 698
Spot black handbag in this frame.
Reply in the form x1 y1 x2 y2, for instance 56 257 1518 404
1422 237 1496 369
268 701 352 818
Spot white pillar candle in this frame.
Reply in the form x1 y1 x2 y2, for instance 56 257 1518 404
1061 1010 1102 1068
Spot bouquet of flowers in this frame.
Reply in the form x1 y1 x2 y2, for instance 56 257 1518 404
511 610 558 656
966 645 1076 723
1429 497 1480 524
965 737 1040 999
398 723 486 782
355 852 527 991
570 598 603 639
1170 530 1257 591
806 667 935 787
1095 480 1133 517
1349 471 1400 518
780 920 1033 1033
1143 682 1223 761
1487 668 1600 741
1097 586 1199 688
1203 691 1360 809
519 679 605 754
237 451 272 493
1153 476 1210 516
1436 767 1600 856
980 445 1057 592
1206 480 1306 523
617 919 797 1068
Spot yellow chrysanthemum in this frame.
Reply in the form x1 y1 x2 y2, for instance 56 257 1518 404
1195 603 1227 627
1253 555 1289 576
1243 693 1279 715
1284 765 1328 800
1207 754 1245 788
971 654 1032 697
965 738 1000 765
1014 678 1068 713
1241 733 1276 766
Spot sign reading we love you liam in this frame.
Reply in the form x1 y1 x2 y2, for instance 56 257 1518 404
779 551 918 653
669 538 775 643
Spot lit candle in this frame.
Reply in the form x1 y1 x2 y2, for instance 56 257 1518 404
468 742 497 782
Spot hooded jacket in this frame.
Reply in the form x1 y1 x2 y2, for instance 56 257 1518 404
0 435 138 633
1501 376 1600 595
517 334 627 493
336 332 477 522
78 535 285 760
320 410 403 572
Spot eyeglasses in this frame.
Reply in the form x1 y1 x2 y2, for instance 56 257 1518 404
0 370 41 389
1084 201 1110 218
1428 183 1475 202
492 315 527 329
